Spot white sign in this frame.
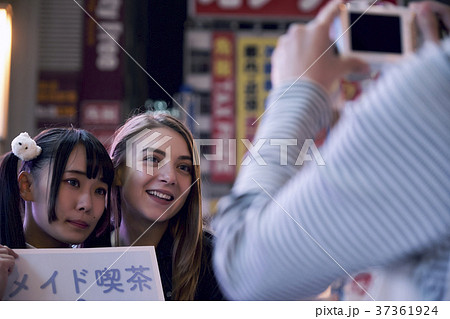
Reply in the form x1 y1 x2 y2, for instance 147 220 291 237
4 247 164 301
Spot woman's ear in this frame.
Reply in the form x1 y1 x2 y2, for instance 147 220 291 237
18 171 34 201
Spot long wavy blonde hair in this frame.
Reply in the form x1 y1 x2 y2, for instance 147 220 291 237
109 113 202 300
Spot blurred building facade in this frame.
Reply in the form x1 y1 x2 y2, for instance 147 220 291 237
6 0 426 214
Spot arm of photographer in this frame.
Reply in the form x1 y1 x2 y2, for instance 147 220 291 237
213 0 450 300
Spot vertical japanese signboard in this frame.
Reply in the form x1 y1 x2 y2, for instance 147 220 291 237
211 32 236 183
80 0 124 146
236 35 277 166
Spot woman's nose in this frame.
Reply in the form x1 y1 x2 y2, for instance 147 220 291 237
76 192 93 213
158 164 176 185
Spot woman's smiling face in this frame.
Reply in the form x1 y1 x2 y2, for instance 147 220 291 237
119 127 193 224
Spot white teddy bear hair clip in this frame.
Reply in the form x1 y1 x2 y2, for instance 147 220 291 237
11 132 42 161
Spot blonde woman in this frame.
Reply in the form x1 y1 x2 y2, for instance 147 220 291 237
101 113 223 301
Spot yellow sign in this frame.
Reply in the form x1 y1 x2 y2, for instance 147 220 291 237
235 35 278 166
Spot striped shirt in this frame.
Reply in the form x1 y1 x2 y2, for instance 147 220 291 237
212 39 450 300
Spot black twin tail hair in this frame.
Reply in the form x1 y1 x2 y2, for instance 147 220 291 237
0 152 26 249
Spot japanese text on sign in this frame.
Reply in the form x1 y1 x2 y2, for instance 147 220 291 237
4 247 164 301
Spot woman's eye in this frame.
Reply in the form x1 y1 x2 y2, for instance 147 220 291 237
178 164 192 173
95 188 107 196
143 156 159 164
66 179 80 187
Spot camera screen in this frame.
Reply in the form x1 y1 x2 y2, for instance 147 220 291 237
350 13 402 53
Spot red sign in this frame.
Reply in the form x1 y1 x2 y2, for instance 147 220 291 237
191 0 329 18
80 0 124 100
210 32 236 183
80 0 124 144
80 100 121 148
80 101 121 126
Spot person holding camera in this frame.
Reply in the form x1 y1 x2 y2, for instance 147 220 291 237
212 0 450 300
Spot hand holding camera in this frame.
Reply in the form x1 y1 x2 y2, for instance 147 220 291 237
332 1 450 64
271 0 368 92
271 0 450 93
411 0 450 44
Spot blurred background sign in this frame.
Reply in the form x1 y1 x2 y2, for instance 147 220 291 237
190 0 329 19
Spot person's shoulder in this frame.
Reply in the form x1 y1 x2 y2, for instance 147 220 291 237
83 228 112 248
197 229 226 300
202 229 215 245
200 230 215 258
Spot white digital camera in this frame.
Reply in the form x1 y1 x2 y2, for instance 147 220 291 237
332 2 417 63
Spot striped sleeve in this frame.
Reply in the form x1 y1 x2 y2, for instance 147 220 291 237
213 39 450 300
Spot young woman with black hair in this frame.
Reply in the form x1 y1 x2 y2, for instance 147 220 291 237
0 128 114 300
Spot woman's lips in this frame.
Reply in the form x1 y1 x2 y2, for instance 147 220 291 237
146 190 174 206
67 220 89 229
